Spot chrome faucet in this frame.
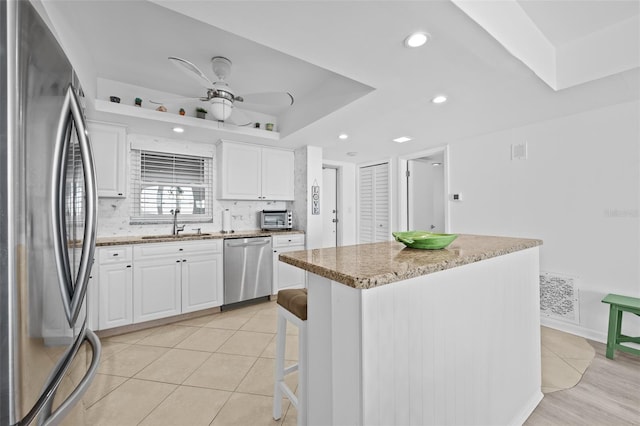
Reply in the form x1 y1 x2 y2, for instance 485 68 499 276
170 209 185 235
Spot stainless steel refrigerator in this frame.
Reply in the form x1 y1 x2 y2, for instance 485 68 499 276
1 1 101 424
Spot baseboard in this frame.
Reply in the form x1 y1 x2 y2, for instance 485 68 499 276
540 317 607 343
511 391 544 426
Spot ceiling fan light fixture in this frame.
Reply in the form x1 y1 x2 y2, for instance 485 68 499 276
404 32 430 48
210 98 234 121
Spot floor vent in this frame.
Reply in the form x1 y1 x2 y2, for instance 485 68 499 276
540 272 580 324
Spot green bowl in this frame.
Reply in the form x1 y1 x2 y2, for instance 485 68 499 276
392 231 458 250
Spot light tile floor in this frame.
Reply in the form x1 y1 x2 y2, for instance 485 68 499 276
84 301 593 425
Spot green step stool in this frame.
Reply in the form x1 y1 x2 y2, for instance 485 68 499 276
602 293 640 359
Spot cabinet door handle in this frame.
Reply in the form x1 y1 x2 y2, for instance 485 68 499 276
113 253 119 256
176 260 181 263
182 259 187 262
126 265 131 268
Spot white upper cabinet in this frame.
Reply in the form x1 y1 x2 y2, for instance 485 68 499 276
217 140 294 201
261 147 295 200
88 121 127 198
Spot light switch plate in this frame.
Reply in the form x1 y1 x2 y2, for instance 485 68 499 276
511 142 527 160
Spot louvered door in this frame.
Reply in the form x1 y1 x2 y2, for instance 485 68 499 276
358 163 390 243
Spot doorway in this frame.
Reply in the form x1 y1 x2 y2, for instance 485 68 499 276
399 147 449 233
358 162 390 243
322 167 338 247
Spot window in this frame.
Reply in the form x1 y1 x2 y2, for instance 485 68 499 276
131 150 213 223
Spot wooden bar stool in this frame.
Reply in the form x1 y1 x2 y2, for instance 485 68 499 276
602 293 640 359
273 288 308 426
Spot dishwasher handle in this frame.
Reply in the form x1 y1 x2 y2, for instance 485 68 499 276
225 239 271 248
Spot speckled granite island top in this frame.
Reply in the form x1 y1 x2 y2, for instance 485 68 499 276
96 229 304 246
279 234 542 289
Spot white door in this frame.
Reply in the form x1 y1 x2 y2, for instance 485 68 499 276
181 252 223 313
407 155 445 232
98 262 133 329
89 122 127 198
322 167 338 247
133 257 182 322
219 142 261 199
358 163 390 243
262 148 295 200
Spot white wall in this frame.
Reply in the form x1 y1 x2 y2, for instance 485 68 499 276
448 100 640 341
293 145 324 249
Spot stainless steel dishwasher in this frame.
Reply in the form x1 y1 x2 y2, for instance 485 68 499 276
223 237 273 305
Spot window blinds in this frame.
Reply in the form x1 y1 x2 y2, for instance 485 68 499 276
130 150 213 222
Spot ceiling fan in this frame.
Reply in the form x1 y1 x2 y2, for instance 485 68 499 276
151 56 294 125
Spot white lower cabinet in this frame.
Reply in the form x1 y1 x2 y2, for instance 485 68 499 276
97 246 133 330
133 255 182 323
95 240 223 330
272 234 306 294
181 246 224 313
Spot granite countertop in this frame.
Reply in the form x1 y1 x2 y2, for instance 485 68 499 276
278 234 542 289
96 229 304 246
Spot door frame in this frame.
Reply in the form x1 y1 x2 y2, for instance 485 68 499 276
356 159 394 243
321 165 339 247
398 146 450 233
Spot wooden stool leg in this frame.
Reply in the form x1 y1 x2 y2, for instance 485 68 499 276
273 313 287 420
606 305 620 359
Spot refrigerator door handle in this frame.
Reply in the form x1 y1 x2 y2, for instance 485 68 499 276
11 323 97 426
51 84 98 327
39 328 102 426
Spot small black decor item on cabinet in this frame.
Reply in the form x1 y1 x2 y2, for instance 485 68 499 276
196 107 207 119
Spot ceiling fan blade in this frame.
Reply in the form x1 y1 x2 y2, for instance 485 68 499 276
169 56 214 88
225 107 253 127
149 96 203 105
237 92 294 107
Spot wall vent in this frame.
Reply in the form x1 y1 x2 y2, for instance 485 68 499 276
540 272 579 324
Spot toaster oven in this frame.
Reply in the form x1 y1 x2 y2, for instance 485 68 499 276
261 210 293 230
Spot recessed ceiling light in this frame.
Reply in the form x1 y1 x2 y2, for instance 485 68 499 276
347 152 358 157
393 136 412 143
338 133 349 140
431 162 442 167
404 32 430 48
432 95 448 104
172 127 185 133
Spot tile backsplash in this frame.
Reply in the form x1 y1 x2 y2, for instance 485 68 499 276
97 198 289 237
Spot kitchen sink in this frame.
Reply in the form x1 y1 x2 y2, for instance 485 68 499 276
141 233 211 240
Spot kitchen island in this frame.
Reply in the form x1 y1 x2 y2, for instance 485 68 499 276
279 234 543 426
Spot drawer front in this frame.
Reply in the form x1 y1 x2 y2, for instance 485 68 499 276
273 234 305 248
134 242 184 259
134 240 222 259
98 246 133 263
180 239 223 255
